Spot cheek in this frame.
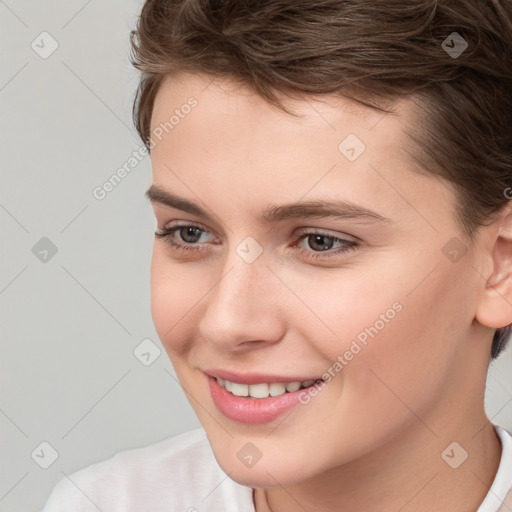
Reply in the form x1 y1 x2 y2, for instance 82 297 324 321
278 258 408 362
291 252 473 399
324 261 475 420
149 248 203 354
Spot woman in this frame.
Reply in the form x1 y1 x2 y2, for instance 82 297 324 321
43 1 512 510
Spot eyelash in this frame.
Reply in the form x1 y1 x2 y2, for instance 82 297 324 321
154 222 359 260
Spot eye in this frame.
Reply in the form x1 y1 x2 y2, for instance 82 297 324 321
154 223 359 260
293 231 359 260
154 222 216 252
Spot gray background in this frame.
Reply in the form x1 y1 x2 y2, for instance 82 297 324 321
0 1 511 511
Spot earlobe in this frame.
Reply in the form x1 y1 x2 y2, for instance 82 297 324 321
486 271 505 287
475 205 512 329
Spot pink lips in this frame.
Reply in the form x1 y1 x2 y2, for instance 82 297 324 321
206 373 316 424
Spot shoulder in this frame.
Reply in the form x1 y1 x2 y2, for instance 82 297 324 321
42 428 253 512
478 424 512 512
495 424 512 446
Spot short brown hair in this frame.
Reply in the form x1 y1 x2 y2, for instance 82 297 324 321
129 0 512 359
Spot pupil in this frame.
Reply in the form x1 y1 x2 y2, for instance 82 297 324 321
310 235 333 251
181 227 201 243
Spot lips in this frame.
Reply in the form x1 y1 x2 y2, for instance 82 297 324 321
204 370 324 424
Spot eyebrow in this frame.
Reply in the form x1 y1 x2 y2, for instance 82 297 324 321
145 185 393 224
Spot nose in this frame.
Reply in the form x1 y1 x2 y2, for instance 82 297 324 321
197 245 287 352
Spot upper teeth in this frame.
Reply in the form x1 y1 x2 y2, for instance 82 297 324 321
217 378 317 398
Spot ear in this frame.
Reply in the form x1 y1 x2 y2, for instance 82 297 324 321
475 204 512 329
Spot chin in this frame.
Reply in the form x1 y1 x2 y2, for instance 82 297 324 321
224 465 307 489
210 445 320 488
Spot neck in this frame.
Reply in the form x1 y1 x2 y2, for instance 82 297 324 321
254 412 501 512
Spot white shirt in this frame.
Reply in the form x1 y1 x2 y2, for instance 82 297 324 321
42 424 512 512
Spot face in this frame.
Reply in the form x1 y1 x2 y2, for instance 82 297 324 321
147 72 490 487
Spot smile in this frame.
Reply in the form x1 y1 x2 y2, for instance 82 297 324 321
207 373 325 424
216 378 321 398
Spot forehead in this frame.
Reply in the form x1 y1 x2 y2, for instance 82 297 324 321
150 71 413 177
151 72 402 134
149 72 456 237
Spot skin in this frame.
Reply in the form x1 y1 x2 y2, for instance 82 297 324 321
147 71 511 512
